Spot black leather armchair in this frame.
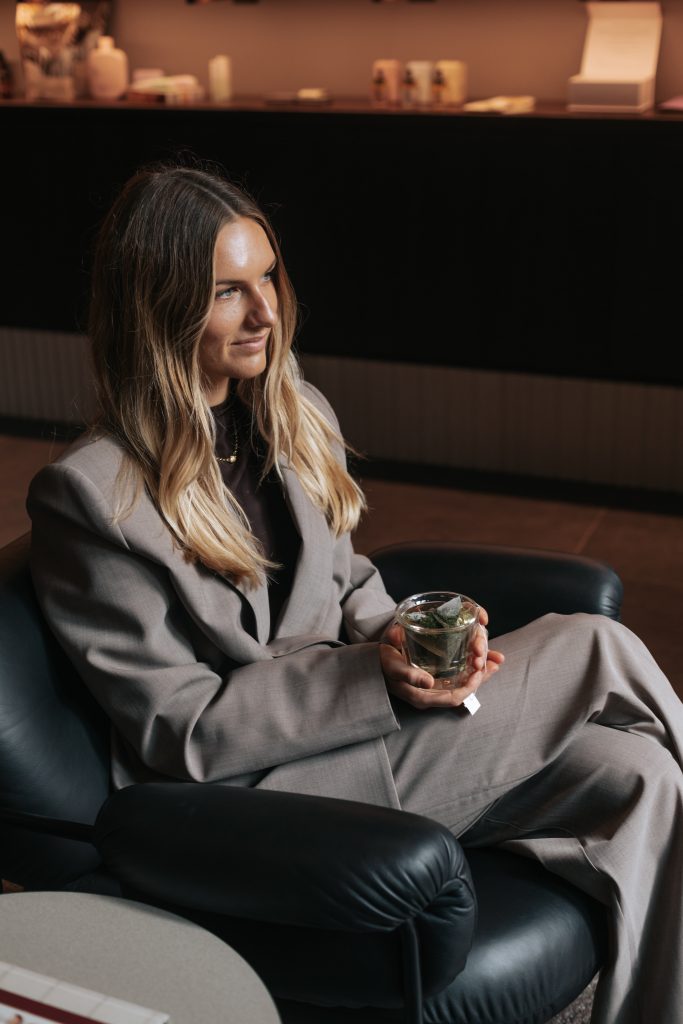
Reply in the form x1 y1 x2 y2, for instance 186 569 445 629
0 533 621 1024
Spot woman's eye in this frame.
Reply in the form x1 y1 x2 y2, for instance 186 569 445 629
215 270 274 300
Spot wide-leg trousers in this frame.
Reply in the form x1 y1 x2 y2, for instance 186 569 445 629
383 613 683 1024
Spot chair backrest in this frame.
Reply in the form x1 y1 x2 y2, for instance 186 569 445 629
0 533 110 889
370 542 623 639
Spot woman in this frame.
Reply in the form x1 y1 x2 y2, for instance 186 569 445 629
28 164 683 1024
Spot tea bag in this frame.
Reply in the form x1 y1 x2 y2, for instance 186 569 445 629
434 595 462 625
420 596 478 668
463 693 481 715
411 595 469 663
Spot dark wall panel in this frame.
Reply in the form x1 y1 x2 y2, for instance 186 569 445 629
3 104 683 385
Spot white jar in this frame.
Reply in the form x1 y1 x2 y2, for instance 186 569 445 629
87 35 129 101
372 59 401 104
208 54 232 102
405 61 434 107
435 60 467 106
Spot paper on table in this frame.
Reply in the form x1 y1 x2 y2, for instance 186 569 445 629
463 96 535 115
0 961 170 1024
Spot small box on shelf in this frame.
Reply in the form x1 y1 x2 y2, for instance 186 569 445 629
567 1 662 114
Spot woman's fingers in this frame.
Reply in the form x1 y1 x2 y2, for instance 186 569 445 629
472 625 488 669
475 650 505 684
394 672 493 709
380 612 505 710
380 643 433 688
475 647 505 672
381 642 503 710
381 622 404 652
390 679 468 709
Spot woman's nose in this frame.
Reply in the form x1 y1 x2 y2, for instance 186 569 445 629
247 287 277 327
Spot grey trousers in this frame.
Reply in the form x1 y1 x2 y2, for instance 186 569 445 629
384 613 683 1024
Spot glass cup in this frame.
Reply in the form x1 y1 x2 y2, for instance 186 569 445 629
396 590 483 689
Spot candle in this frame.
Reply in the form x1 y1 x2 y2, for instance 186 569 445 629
406 60 434 107
372 59 401 104
208 54 232 103
435 60 467 106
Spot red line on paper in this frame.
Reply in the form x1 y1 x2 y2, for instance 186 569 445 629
0 987 100 1024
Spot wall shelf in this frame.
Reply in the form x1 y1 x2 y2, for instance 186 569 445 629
4 95 683 120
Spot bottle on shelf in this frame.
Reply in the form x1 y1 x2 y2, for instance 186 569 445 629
402 66 417 108
208 54 232 103
434 60 467 107
0 51 13 99
87 35 129 101
372 59 401 104
432 66 445 106
372 67 387 105
406 61 434 107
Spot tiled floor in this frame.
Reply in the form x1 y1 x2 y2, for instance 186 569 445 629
4 433 683 700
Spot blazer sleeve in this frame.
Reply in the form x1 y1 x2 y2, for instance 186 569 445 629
27 462 399 785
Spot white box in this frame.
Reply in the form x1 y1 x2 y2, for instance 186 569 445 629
568 2 662 113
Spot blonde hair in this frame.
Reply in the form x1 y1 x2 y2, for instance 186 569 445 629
88 163 365 586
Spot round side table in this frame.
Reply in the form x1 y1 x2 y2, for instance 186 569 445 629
0 891 280 1023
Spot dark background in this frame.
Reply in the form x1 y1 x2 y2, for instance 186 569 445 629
3 103 683 385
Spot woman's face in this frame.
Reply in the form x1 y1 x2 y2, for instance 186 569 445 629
199 217 278 405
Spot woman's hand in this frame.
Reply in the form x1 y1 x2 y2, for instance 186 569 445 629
379 609 505 711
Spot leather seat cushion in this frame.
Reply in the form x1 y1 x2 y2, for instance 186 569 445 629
275 849 606 1024
425 849 606 1024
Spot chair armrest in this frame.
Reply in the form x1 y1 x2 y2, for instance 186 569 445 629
370 541 623 638
95 782 476 985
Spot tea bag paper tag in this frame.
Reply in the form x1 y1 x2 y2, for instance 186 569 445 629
435 595 462 623
463 693 481 715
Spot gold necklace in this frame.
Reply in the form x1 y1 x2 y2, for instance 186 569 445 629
215 418 238 464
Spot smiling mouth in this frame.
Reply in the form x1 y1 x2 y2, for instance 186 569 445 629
234 333 268 346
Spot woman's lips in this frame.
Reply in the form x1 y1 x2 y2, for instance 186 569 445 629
233 333 268 349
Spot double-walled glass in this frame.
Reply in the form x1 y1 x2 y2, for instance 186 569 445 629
396 590 482 688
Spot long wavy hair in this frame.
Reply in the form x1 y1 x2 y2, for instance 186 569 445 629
88 162 365 586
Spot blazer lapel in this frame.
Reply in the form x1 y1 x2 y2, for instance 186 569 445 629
124 456 334 651
229 567 271 646
158 461 336 651
123 489 272 652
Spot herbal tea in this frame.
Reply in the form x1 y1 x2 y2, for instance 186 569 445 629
397 592 479 686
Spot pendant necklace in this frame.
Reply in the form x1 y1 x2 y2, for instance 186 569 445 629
215 417 238 464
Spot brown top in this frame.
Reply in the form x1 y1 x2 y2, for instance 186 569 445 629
212 395 301 637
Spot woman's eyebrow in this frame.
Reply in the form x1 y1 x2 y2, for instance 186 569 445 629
215 259 277 286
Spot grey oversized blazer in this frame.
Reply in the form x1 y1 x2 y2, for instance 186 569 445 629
27 385 403 808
